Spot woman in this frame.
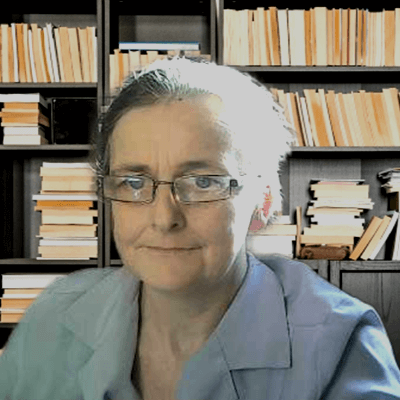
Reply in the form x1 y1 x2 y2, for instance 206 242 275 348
1 56 400 400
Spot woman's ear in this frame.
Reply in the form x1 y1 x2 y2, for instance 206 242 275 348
248 186 272 232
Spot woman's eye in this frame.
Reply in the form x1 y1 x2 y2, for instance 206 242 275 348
195 176 211 188
122 177 145 190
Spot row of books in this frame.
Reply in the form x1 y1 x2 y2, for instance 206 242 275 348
0 93 49 145
223 8 400 66
271 87 400 147
33 162 98 260
0 273 66 322
300 180 373 252
0 23 97 83
109 46 211 94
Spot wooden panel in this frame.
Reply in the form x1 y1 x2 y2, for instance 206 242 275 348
341 270 400 368
296 259 329 280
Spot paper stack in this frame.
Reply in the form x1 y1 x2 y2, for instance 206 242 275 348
301 179 374 251
33 162 98 260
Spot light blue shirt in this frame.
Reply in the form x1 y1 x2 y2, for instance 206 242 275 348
1 253 400 399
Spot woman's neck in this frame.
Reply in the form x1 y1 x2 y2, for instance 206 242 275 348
138 249 248 360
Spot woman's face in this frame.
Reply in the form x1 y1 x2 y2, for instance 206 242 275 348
109 97 258 293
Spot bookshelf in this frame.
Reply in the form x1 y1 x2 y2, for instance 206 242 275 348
0 0 400 368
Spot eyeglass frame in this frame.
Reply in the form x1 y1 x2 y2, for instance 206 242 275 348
99 173 245 204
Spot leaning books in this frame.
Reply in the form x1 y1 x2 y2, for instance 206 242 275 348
33 162 98 260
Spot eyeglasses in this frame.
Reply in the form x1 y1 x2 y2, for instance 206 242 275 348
102 174 243 204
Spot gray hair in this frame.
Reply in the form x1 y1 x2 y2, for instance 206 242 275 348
91 56 294 223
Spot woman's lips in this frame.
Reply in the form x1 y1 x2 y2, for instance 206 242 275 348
146 246 200 252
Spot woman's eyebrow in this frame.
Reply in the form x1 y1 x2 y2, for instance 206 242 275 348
111 160 228 175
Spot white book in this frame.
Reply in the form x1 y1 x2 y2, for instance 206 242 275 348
39 239 98 246
46 23 60 83
0 308 26 313
0 92 47 105
277 9 290 65
246 235 295 258
299 96 314 146
2 294 39 299
43 25 54 82
288 10 306 66
370 212 399 260
11 23 19 82
28 29 37 83
1 25 9 82
41 162 92 168
1 274 66 289
119 42 200 51
3 126 46 135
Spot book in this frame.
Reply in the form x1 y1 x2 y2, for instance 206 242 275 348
39 224 97 238
360 215 393 260
369 211 399 260
3 135 48 145
118 42 200 51
1 273 66 288
0 93 48 107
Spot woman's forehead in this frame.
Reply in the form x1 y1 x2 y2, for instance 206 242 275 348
109 100 240 175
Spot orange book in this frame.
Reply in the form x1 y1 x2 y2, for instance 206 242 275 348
342 93 362 146
325 90 347 146
348 9 357 66
36 200 94 208
361 10 367 66
287 92 305 146
327 9 333 66
304 89 332 146
318 89 335 146
352 92 373 146
305 10 312 66
333 9 341 65
54 28 65 82
16 24 27 83
309 9 316 66
39 27 51 82
268 7 280 65
361 91 384 146
30 24 45 82
22 24 32 82
372 92 393 146
59 27 74 82
68 28 83 83
349 216 383 260
385 10 395 66
336 93 354 146
341 9 349 65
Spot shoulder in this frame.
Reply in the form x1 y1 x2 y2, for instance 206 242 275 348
250 253 374 327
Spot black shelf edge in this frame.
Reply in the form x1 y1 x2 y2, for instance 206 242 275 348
291 146 400 152
0 144 92 151
0 258 98 265
231 66 400 73
0 323 17 328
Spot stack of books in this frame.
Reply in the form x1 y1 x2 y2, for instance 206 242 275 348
224 7 400 66
271 87 400 147
378 167 400 193
109 43 211 94
0 23 97 83
0 273 66 322
0 93 49 145
301 179 374 250
33 162 98 260
246 215 297 258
